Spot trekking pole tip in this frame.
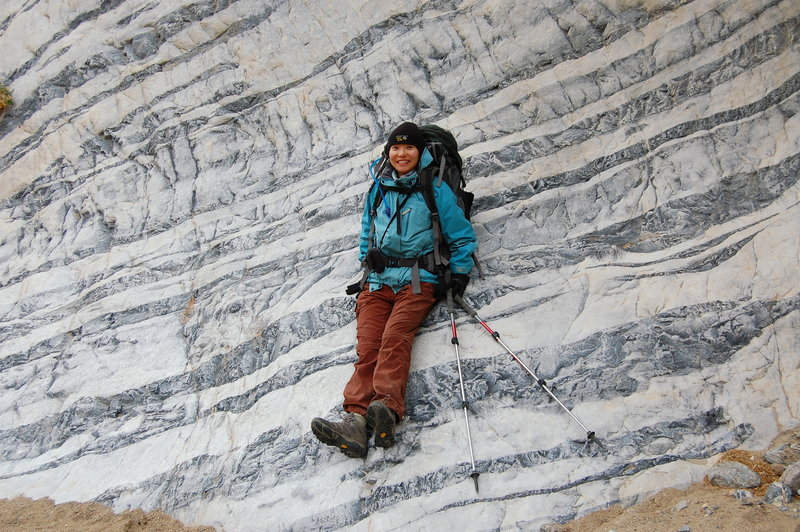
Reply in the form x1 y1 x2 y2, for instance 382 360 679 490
471 472 480 492
589 432 607 450
582 431 607 452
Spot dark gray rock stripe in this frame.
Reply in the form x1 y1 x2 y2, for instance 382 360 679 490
175 413 752 529
366 418 750 515
1 291 794 478
2 0 243 130
0 0 42 33
480 148 799 278
1 0 127 76
0 290 193 372
0 2 783 186
466 9 795 149
623 232 759 279
93 410 750 522
3 10 796 284
2 70 796 339
0 295 359 465
408 293 799 416
473 65 800 214
0 229 357 361
1 142 796 383
590 215 772 270
1 0 699 137
2 0 163 81
429 424 753 523
0 346 355 480
1 138 795 455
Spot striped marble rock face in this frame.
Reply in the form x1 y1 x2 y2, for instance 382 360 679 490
0 0 797 530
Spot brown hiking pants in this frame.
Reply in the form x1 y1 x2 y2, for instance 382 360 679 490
343 283 437 420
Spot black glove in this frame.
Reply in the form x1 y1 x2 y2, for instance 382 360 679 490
448 273 469 299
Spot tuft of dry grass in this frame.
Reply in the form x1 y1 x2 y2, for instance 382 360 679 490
711 448 782 496
0 85 12 113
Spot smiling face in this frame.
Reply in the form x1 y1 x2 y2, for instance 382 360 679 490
388 144 420 175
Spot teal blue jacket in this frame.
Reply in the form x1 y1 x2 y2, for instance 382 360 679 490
359 149 477 291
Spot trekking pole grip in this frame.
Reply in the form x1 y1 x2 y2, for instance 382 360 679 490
446 290 456 314
454 295 476 316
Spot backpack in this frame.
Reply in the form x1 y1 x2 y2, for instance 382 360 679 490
416 124 475 277
346 125 479 296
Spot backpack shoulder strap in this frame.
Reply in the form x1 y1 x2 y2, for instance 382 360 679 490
417 167 437 212
418 165 449 271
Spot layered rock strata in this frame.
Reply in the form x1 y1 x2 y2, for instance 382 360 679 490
0 0 798 530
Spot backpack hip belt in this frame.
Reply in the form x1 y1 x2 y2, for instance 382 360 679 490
385 252 435 294
346 250 439 295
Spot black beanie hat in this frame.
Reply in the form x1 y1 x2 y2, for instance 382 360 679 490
385 122 426 154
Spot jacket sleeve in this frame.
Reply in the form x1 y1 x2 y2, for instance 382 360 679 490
358 186 376 262
433 184 477 275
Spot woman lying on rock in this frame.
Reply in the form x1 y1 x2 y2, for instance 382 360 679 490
311 122 477 458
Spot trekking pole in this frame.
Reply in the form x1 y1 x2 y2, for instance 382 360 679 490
455 296 605 451
447 291 480 492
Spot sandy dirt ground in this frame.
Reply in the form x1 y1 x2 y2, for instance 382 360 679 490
1 430 798 531
0 497 214 531
559 481 799 531
558 427 800 532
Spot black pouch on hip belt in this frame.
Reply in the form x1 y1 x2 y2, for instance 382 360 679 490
365 248 386 273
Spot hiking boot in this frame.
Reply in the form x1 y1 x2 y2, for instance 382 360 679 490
310 413 368 458
367 401 396 448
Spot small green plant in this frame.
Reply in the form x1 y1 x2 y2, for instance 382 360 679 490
0 85 12 113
